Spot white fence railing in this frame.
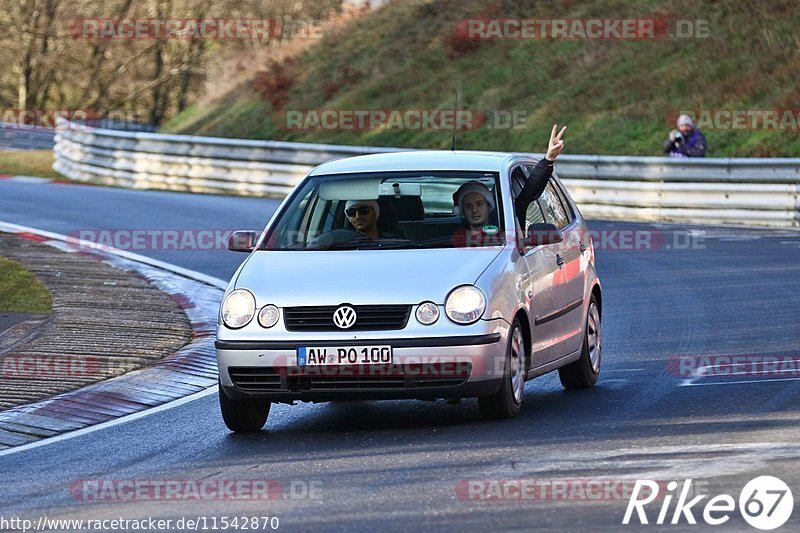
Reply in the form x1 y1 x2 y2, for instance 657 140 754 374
53 120 800 227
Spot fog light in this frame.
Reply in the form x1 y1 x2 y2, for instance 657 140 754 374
416 302 440 325
258 305 280 328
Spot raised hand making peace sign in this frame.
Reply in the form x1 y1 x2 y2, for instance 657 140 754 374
546 124 567 161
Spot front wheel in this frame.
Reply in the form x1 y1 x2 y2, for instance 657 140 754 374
478 319 526 419
219 381 271 432
558 295 602 389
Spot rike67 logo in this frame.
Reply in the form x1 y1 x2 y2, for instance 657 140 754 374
623 476 793 530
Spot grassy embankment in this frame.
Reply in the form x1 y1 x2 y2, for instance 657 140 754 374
0 150 60 179
164 0 800 157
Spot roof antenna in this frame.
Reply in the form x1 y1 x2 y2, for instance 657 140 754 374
450 86 459 152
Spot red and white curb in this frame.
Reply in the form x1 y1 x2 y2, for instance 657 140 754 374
0 221 227 456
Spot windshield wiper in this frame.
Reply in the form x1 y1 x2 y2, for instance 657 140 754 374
413 235 456 248
313 237 414 250
368 238 417 248
413 234 507 248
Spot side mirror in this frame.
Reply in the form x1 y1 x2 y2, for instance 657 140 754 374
524 223 563 247
228 230 258 252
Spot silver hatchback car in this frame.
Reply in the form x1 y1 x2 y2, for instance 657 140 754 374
216 151 602 431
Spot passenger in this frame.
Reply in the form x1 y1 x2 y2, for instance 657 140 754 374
452 124 568 247
663 114 707 157
454 181 495 238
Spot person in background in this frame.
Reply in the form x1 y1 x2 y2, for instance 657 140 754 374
664 114 707 157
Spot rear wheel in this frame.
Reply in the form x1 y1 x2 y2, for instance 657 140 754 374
479 319 526 419
558 295 602 389
219 380 271 432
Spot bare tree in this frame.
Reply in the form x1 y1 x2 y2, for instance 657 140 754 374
0 0 344 125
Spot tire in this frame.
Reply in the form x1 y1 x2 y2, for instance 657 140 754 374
219 381 271 432
478 318 526 419
559 295 602 389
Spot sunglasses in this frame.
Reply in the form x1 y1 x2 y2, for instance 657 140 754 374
345 206 373 217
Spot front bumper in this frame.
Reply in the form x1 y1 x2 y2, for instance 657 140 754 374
216 330 508 402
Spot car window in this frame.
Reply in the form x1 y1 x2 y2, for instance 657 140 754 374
525 199 545 227
539 182 569 229
275 187 317 245
510 165 529 196
551 180 574 224
511 164 536 229
263 171 505 250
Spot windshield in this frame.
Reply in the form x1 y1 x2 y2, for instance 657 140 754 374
263 171 505 250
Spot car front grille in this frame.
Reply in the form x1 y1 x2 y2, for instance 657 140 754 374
283 305 411 331
228 363 471 392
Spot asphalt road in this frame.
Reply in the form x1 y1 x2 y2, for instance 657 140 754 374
1 180 799 532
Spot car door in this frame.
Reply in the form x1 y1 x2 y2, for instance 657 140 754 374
537 180 585 358
551 178 588 353
510 165 563 368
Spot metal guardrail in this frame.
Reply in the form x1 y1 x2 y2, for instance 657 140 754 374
1 123 56 150
53 120 800 227
2 120 156 151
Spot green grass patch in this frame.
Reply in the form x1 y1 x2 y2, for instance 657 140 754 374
164 0 800 157
0 150 61 179
0 256 52 313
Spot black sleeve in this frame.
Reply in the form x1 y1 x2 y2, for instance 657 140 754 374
514 158 553 227
663 137 677 154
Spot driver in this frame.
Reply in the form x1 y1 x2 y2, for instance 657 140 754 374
345 200 381 238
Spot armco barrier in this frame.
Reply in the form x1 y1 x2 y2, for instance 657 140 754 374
53 120 800 227
1 123 56 150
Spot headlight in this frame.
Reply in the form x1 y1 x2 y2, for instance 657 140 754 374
445 285 486 324
221 289 256 329
258 304 280 328
416 302 440 325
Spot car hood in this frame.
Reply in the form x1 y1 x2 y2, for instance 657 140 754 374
234 247 505 306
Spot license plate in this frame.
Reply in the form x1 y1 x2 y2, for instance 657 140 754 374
297 346 392 366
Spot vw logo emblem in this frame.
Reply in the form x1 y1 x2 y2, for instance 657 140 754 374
333 305 357 329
